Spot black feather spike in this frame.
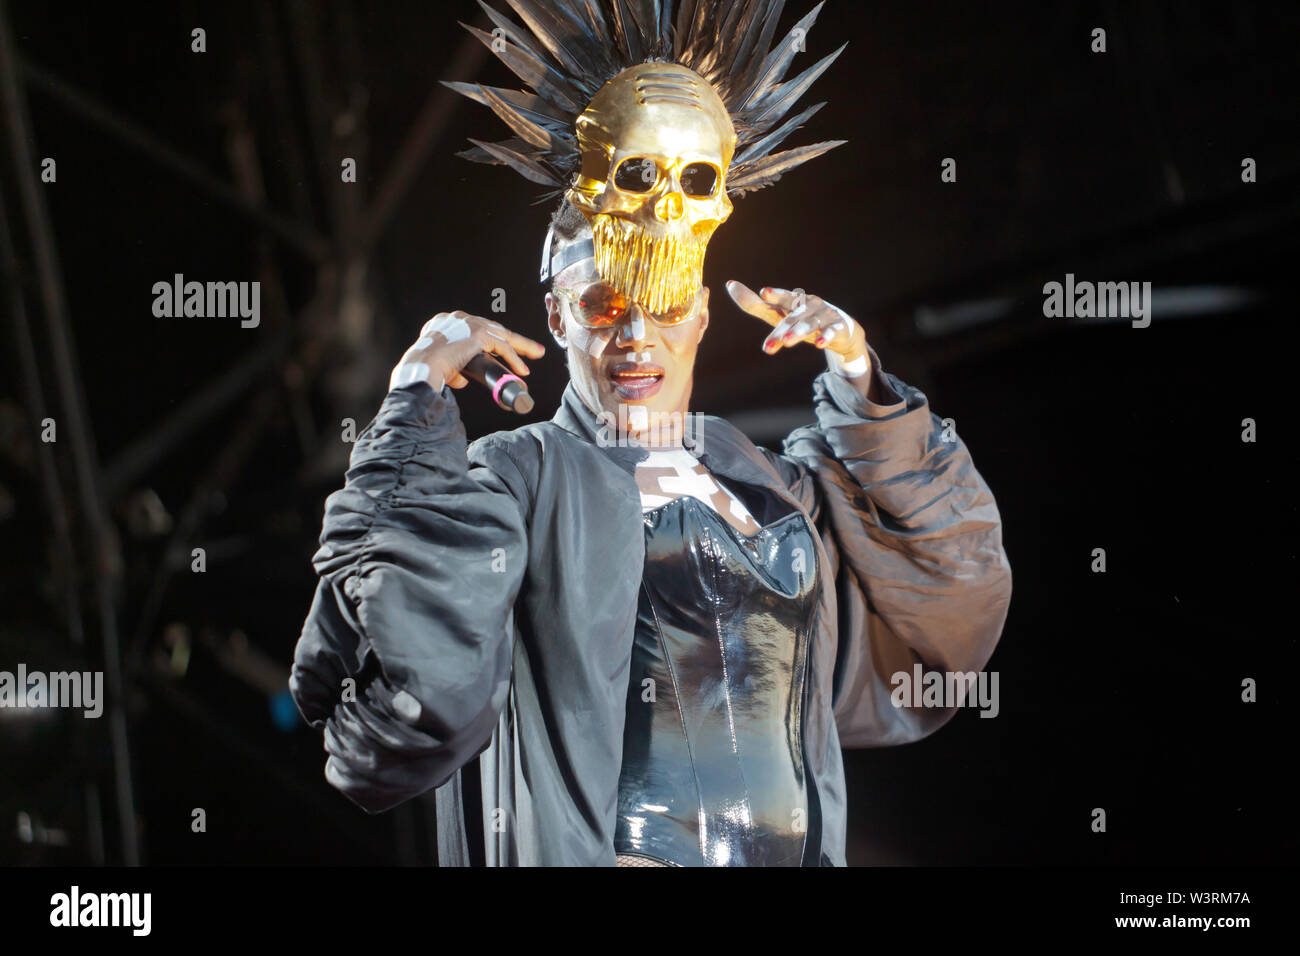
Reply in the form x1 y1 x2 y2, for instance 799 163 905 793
478 4 610 103
478 84 577 156
644 0 671 57
542 0 623 80
458 134 537 157
740 42 845 130
461 21 586 114
465 138 563 186
456 135 532 164
611 0 645 63
672 0 699 56
441 81 572 132
728 139 845 193
736 0 826 109
500 0 607 92
681 0 716 65
474 2 543 61
727 0 786 101
732 101 823 165
723 0 777 82
575 0 616 53
657 0 674 54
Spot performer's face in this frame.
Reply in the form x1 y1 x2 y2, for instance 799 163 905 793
546 251 709 445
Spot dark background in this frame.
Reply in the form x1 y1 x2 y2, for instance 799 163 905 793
1 0 1296 866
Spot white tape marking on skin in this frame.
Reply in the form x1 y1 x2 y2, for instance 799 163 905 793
657 462 720 500
391 690 422 724
636 449 757 526
827 351 869 378
395 362 431 387
628 313 646 342
571 325 608 357
728 494 753 523
427 315 472 344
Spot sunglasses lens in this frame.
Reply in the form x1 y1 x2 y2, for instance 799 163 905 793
654 302 694 326
566 284 699 328
574 284 627 327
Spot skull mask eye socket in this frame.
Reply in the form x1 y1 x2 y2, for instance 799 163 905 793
614 157 659 193
680 162 719 198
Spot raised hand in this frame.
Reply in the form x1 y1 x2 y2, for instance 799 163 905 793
390 311 547 392
725 280 869 362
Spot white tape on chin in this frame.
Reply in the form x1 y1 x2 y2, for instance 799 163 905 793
827 351 869 379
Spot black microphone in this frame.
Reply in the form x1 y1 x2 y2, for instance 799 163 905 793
462 352 534 415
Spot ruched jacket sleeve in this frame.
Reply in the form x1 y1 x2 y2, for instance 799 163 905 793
769 351 1013 747
290 381 529 813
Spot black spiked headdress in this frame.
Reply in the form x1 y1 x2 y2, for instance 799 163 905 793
443 0 847 198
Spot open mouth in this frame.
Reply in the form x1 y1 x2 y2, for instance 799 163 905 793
610 362 666 400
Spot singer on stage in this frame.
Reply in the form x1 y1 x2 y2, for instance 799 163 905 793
290 0 1012 867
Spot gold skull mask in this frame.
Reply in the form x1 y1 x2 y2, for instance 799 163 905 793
566 63 737 315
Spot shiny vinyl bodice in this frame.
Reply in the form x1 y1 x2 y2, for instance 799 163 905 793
614 492 821 866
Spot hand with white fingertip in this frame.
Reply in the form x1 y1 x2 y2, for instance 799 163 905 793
725 280 875 391
389 310 546 394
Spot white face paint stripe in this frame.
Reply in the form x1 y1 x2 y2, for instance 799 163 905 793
414 336 434 350
626 405 649 431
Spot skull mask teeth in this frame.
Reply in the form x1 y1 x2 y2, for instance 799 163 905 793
566 63 736 315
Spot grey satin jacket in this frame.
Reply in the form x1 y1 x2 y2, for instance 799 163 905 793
289 356 1013 865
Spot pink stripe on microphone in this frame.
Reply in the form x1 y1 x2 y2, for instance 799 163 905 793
492 373 524 406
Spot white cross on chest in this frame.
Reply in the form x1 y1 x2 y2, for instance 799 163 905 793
636 448 759 533
652 450 722 499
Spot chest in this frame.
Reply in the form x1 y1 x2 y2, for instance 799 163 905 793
632 447 761 535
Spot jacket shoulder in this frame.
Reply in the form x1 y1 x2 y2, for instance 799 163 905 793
697 413 790 478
